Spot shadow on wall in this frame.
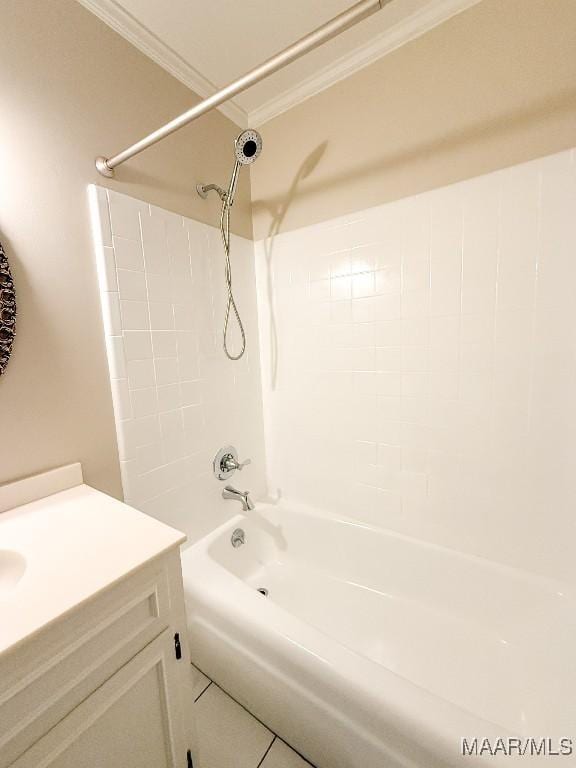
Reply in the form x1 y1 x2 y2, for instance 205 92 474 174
252 142 328 390
252 85 576 233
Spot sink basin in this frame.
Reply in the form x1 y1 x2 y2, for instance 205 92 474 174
0 550 26 595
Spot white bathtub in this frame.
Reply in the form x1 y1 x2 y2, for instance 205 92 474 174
181 502 575 767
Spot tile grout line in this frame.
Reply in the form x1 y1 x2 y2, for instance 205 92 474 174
255 736 276 768
193 680 212 703
193 676 317 767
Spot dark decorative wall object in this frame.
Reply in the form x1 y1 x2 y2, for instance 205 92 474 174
0 241 16 376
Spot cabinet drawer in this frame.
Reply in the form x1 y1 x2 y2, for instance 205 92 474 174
0 555 174 768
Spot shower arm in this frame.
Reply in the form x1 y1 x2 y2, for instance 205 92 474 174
95 0 389 177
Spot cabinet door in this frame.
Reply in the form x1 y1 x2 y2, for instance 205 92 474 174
11 629 191 768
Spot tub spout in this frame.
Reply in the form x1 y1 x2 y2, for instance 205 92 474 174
223 485 255 512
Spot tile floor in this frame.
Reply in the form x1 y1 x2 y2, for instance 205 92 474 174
191 665 314 768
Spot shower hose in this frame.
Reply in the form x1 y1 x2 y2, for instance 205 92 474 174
219 193 246 361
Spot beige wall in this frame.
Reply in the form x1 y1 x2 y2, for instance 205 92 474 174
251 0 576 239
0 0 250 495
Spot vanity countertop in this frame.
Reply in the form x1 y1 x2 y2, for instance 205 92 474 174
0 464 185 656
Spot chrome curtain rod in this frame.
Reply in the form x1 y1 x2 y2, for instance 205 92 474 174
95 0 389 177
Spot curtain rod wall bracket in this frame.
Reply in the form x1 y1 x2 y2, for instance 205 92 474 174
95 157 115 178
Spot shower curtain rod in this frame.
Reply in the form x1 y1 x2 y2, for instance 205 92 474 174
95 0 389 177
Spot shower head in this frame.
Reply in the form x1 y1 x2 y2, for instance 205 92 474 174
226 129 263 206
196 129 263 206
234 129 263 165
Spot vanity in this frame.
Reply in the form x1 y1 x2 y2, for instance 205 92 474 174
0 464 194 768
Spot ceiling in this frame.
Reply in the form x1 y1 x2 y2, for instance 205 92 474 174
78 0 481 126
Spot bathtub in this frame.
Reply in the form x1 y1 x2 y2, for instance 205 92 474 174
181 502 575 767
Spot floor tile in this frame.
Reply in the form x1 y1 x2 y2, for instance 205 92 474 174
260 738 314 768
190 663 211 701
193 684 273 768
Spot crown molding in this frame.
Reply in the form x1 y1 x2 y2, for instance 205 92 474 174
78 0 481 131
249 0 482 126
76 0 248 128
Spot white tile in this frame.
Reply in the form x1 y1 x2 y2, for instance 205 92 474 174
155 357 179 386
108 191 143 240
123 415 161 456
140 211 168 274
147 273 172 302
329 300 351 324
157 383 181 412
123 331 153 361
261 739 312 768
134 442 164 475
193 685 273 768
374 320 402 347
170 272 194 303
101 292 121 336
375 265 401 295
181 380 202 407
127 359 156 389
371 293 401 321
430 190 462 317
93 187 112 247
402 205 429 294
105 336 126 380
174 303 195 330
117 269 147 301
352 271 375 298
168 224 191 277
462 174 499 315
402 318 429 347
187 218 209 265
121 300 150 330
113 236 144 271
401 346 429 372
149 302 174 330
160 408 184 439
376 372 401 396
152 331 177 358
178 353 200 381
498 163 539 311
351 243 377 274
110 378 131 421
331 275 352 300
182 405 205 453
130 387 158 419
99 247 118 292
119 459 138 500
401 289 429 319
309 279 330 301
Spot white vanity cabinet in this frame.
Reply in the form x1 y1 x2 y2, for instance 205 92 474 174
10 627 186 768
0 465 195 768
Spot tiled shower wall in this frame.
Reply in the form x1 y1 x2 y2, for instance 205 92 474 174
90 187 266 542
255 149 576 583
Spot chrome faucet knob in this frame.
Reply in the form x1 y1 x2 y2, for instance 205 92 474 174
223 455 251 472
213 445 251 480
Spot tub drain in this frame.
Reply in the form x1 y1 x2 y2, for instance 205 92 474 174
256 587 268 597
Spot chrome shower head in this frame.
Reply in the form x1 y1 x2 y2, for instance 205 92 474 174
234 129 263 166
226 129 263 206
196 129 263 206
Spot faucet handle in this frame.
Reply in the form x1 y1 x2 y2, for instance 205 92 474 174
222 454 251 472
213 445 251 480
